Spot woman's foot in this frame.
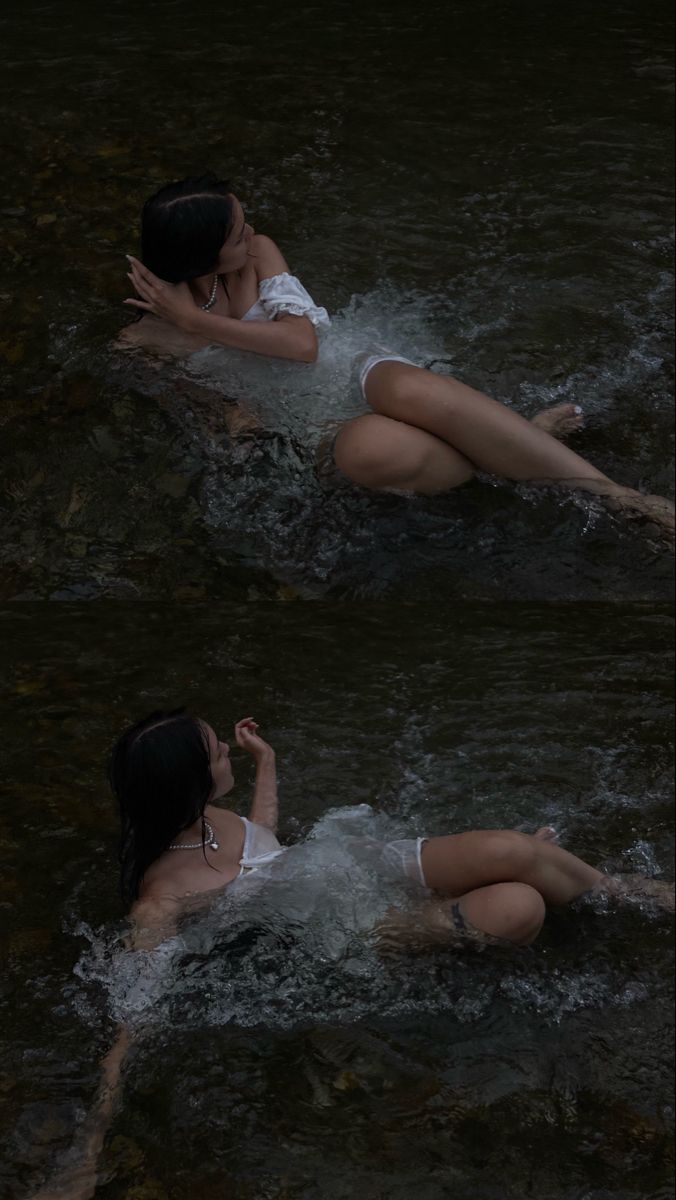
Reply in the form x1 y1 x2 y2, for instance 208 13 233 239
591 486 676 550
612 490 675 533
592 874 676 912
531 404 584 439
534 826 560 843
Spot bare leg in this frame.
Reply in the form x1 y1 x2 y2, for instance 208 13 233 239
364 363 605 484
333 413 474 493
420 830 604 906
421 829 675 909
391 830 673 950
377 828 673 950
335 362 674 537
333 407 585 495
377 882 547 950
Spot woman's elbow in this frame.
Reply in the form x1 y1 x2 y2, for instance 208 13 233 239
297 330 318 363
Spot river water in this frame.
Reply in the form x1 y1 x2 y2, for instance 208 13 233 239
0 0 673 600
1 0 674 1197
1 603 674 1198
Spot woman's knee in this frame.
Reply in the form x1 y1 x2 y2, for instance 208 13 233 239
334 414 473 493
461 882 545 945
333 415 396 486
499 883 546 944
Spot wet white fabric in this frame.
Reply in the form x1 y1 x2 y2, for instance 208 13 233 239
187 284 437 430
238 815 286 874
237 811 428 887
380 837 428 888
241 273 331 330
86 807 433 1027
356 348 417 394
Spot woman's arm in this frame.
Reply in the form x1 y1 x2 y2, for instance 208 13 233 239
234 718 278 832
183 308 318 362
29 900 179 1199
28 1024 131 1200
125 237 318 363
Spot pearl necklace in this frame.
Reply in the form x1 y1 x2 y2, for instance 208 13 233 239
200 274 219 311
169 818 220 851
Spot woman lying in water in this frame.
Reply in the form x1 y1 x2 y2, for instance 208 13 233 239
113 709 673 943
120 173 674 539
31 707 673 1200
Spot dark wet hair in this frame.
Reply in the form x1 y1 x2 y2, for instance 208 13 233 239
109 708 214 903
141 174 235 282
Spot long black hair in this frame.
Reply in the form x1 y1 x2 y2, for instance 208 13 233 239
140 173 235 282
109 708 213 903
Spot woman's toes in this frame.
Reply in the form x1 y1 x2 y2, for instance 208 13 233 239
534 826 559 843
531 403 585 439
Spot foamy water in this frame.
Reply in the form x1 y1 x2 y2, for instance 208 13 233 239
185 285 453 439
70 806 671 1036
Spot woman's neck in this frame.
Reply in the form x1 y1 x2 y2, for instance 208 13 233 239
189 272 218 304
171 813 207 845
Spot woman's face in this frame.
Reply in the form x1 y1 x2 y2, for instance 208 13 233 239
203 723 235 798
215 195 255 274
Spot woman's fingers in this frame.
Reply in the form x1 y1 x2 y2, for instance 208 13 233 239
125 257 169 308
234 718 261 749
124 261 163 313
126 255 163 288
128 266 157 301
127 277 151 305
237 724 259 744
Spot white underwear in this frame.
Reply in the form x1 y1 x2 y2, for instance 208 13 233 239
356 349 416 398
381 837 428 888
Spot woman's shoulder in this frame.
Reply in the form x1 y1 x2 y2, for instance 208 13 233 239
206 804 245 831
129 891 181 937
251 234 291 281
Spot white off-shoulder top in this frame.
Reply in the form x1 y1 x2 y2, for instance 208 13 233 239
241 272 331 330
238 816 286 875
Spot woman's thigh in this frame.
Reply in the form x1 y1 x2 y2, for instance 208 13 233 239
420 830 539 895
333 413 474 493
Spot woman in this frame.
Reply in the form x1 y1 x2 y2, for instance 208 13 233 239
113 708 670 944
121 174 674 538
31 709 281 1200
30 707 672 1200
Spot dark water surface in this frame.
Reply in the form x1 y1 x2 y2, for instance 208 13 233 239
1 603 673 1198
0 0 673 599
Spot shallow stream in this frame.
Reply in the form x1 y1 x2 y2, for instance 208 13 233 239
0 0 673 599
1 603 673 1198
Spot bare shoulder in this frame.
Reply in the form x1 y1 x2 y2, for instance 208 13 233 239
131 890 181 928
252 234 291 280
128 891 181 949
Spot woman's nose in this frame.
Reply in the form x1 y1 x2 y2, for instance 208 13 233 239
222 741 230 755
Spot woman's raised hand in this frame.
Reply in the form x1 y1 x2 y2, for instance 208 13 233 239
234 717 275 761
124 255 197 328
